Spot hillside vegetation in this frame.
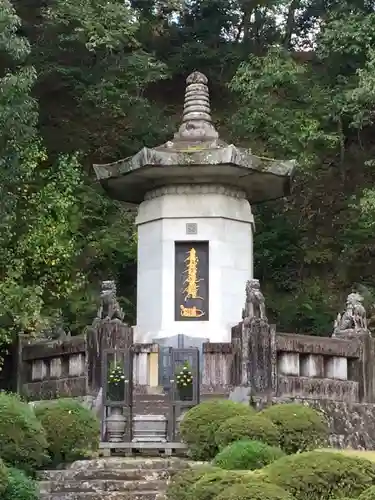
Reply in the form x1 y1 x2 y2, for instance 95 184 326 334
0 0 374 344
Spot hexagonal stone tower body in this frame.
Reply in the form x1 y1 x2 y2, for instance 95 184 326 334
94 72 294 343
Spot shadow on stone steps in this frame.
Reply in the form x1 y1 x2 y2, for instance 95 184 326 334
39 479 167 494
39 493 165 500
38 468 171 482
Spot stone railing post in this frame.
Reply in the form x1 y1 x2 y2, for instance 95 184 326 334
246 320 277 399
86 320 133 395
335 332 375 403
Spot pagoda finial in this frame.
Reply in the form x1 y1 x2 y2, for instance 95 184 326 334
174 71 219 142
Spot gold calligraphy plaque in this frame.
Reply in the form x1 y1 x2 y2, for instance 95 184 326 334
175 242 209 321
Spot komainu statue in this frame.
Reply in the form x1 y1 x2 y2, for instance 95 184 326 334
333 291 368 336
96 280 125 321
242 279 267 324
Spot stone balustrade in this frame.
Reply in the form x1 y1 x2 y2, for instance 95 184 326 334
16 324 375 404
275 333 361 402
18 335 239 400
19 336 163 400
202 342 236 388
20 335 88 400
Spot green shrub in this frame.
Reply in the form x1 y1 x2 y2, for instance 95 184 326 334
264 451 375 500
215 415 280 449
34 398 100 465
166 466 217 500
213 440 285 470
0 457 8 494
3 468 39 500
190 469 250 500
359 486 375 500
180 399 255 460
0 392 48 472
216 481 295 500
259 403 328 454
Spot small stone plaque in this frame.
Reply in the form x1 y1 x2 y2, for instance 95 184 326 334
186 223 197 235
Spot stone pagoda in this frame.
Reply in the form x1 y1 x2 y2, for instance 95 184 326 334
94 72 295 344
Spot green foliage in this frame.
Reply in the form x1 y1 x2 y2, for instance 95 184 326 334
179 400 255 460
264 451 375 500
30 0 168 159
213 439 285 471
1 0 375 337
230 47 339 163
259 404 328 454
166 466 217 500
215 415 280 449
0 392 48 472
190 469 249 500
0 0 37 152
3 468 39 500
0 458 8 494
215 481 295 500
34 399 100 465
359 486 375 500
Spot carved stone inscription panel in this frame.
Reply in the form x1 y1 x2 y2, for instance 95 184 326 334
174 241 209 321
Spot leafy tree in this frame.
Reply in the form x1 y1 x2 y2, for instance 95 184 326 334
0 0 138 344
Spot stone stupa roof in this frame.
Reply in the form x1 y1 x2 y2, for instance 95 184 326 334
93 71 295 205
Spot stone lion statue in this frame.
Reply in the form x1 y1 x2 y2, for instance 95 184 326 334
334 291 367 334
96 280 124 321
242 279 267 323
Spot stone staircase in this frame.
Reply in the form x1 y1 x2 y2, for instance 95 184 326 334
38 457 191 500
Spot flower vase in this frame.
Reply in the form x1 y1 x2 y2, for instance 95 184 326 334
107 382 125 403
106 407 126 442
178 385 193 402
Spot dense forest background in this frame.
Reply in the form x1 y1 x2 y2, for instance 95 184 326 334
0 0 375 345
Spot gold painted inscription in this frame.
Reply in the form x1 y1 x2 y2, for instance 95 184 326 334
182 247 203 300
180 305 205 318
180 247 205 318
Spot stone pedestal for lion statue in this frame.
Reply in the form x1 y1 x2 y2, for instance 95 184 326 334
230 279 275 406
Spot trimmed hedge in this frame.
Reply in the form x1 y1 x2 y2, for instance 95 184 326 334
0 457 8 495
0 392 48 472
215 415 280 449
259 403 328 454
263 451 375 500
180 399 255 460
213 439 285 470
3 468 39 500
34 399 100 465
359 486 375 500
190 469 250 500
166 466 217 500
215 481 295 500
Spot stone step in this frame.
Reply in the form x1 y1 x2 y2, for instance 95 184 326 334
65 457 190 471
38 468 170 482
39 491 165 500
39 479 166 494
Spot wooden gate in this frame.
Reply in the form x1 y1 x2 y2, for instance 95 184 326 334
99 345 200 455
154 334 207 388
